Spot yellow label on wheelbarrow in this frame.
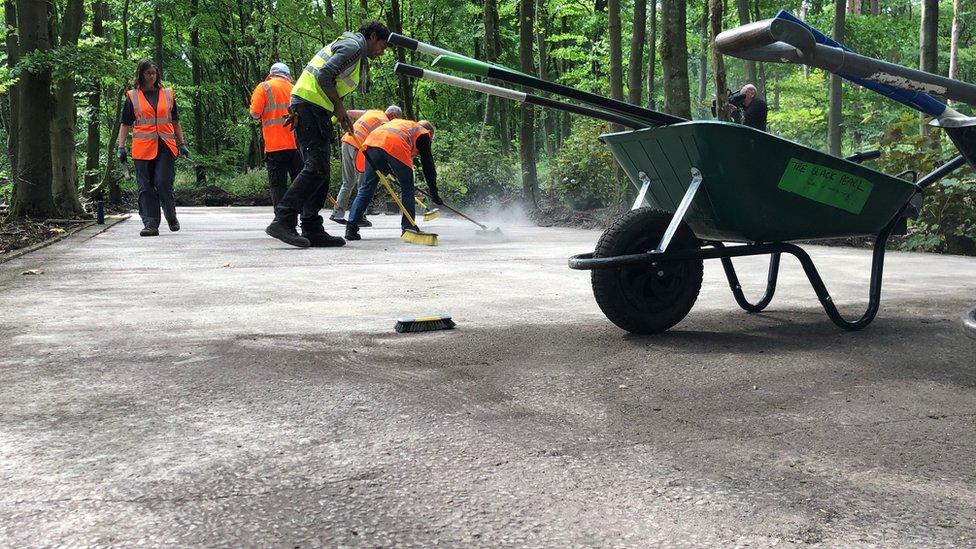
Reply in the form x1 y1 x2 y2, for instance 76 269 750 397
777 158 874 214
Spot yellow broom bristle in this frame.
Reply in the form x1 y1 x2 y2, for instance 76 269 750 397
423 209 440 222
401 229 438 247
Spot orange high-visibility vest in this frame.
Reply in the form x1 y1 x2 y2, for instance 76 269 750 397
340 110 389 150
357 119 431 172
127 87 178 160
250 77 297 153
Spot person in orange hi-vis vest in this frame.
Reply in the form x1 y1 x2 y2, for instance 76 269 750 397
329 105 403 226
116 59 191 237
344 119 443 242
250 63 301 208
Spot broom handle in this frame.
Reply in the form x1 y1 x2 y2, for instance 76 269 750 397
415 188 489 230
347 132 419 229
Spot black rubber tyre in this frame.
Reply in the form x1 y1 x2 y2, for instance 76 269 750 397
591 208 703 334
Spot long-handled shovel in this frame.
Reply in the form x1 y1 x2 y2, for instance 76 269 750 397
393 64 647 129
387 33 683 127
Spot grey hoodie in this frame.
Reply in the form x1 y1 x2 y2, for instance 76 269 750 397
292 32 367 110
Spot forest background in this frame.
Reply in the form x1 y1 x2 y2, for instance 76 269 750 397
1 0 974 254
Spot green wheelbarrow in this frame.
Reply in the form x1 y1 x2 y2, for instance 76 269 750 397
386 24 974 334
567 121 940 333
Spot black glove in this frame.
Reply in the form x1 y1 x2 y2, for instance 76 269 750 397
429 188 443 205
178 144 191 159
117 147 127 163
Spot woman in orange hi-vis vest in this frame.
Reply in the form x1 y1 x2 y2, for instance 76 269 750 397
249 63 302 208
116 59 190 237
344 119 443 241
329 105 402 226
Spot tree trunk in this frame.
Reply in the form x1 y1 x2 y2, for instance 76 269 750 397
710 0 729 121
828 0 845 156
535 0 554 159
919 0 938 136
646 0 656 108
660 0 691 118
4 0 20 195
847 0 862 14
950 0 961 83
388 0 415 119
698 0 708 110
153 5 163 70
12 0 57 218
870 0 879 16
518 0 538 208
628 0 646 106
51 0 85 216
99 0 127 204
608 0 623 130
84 1 106 196
326 0 334 19
735 0 757 84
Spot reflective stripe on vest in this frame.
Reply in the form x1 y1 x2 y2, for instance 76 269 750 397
340 110 388 148
127 87 178 161
291 34 362 111
257 78 297 152
357 119 430 171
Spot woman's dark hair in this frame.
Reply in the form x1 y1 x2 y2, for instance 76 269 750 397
133 59 162 89
357 20 390 42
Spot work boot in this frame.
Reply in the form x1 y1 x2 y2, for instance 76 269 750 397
329 208 347 225
140 227 159 237
266 219 310 248
344 226 362 241
301 217 346 247
302 230 346 247
356 216 372 228
168 220 180 232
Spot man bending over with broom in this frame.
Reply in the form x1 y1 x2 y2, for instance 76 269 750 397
345 119 443 242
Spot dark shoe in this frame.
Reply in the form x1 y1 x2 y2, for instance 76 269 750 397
140 227 159 237
329 213 347 225
356 216 372 228
168 220 180 232
303 231 346 247
266 220 310 248
344 228 362 241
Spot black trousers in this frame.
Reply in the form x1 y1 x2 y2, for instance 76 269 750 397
134 144 177 229
274 101 333 229
266 149 302 208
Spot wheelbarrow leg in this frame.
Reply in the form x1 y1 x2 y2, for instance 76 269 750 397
654 168 703 253
715 246 781 313
631 172 652 210
785 220 896 331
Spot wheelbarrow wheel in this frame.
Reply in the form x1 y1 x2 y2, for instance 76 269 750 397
591 208 703 334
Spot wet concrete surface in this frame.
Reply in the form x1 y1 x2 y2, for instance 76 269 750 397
1 207 975 546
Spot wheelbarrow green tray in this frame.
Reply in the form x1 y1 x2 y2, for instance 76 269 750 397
602 121 918 242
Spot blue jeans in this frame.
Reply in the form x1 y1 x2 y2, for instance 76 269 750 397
347 148 417 231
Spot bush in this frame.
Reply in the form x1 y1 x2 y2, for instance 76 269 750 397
549 120 619 209
877 115 976 255
434 126 519 206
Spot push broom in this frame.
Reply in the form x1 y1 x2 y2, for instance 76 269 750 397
347 131 438 246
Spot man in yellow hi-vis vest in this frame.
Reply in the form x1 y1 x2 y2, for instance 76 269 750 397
265 21 390 248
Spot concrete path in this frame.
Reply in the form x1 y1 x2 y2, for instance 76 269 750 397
1 207 975 547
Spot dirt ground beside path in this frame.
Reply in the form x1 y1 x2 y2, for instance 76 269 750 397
1 207 974 546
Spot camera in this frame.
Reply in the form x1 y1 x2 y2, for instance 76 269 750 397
711 89 744 123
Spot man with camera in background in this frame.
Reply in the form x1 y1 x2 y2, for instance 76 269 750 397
730 84 767 132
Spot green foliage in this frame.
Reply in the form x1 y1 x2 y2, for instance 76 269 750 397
876 115 976 255
435 126 519 205
549 120 617 209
